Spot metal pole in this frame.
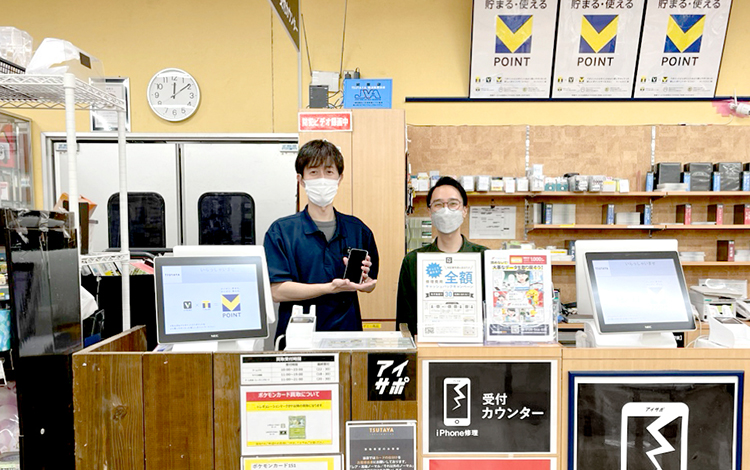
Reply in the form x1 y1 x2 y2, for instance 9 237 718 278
117 109 130 330
298 0 303 109
63 73 80 249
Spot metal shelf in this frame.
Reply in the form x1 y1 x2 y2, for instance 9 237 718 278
0 74 125 110
0 72 131 330
81 252 130 266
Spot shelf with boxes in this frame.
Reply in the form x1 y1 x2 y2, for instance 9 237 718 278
528 191 750 303
527 192 750 230
406 123 750 306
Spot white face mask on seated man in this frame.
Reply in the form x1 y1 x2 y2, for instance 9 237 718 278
304 177 340 208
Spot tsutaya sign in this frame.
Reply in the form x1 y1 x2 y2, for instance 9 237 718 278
268 0 300 51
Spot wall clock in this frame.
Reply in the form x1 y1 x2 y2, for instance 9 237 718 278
147 68 200 122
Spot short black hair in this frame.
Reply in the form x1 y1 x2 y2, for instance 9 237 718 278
295 140 345 175
426 176 468 207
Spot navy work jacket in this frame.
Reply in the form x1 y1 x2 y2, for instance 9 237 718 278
263 206 379 341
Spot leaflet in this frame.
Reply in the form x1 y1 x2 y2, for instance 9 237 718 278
240 383 340 455
417 253 483 343
484 250 555 343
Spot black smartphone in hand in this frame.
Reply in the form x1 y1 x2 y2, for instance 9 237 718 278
343 248 368 283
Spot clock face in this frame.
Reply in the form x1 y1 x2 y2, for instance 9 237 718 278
147 68 200 122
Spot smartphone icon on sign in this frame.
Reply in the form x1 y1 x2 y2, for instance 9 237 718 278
443 377 471 427
620 402 689 470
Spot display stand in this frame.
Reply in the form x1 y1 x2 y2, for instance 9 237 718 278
0 73 131 329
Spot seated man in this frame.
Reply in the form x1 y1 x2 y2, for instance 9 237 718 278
396 176 487 336
264 140 378 347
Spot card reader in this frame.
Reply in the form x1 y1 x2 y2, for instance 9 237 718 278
708 315 750 348
285 305 316 350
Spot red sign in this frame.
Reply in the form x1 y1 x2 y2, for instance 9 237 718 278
509 255 548 265
298 111 352 132
428 459 554 470
246 390 332 401
0 124 16 168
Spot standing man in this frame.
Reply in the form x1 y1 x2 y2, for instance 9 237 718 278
396 176 487 336
264 140 378 346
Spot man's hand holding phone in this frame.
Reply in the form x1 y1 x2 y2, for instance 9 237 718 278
330 249 377 293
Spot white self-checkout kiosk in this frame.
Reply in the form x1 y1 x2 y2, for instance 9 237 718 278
574 239 696 348
153 245 277 352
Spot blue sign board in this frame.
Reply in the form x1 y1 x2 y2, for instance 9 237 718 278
343 79 392 109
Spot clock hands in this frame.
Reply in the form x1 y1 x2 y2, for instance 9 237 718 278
170 83 191 99
171 82 176 99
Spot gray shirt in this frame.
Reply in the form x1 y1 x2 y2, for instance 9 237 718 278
315 218 337 242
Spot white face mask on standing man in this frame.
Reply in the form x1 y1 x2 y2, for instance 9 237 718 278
303 177 340 208
429 197 465 234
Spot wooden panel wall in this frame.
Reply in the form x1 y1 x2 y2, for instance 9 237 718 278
82 325 148 353
339 352 353 452
352 109 406 320
213 352 241 470
74 353 145 470
74 328 148 470
529 126 652 188
143 353 214 470
655 126 750 163
408 125 527 177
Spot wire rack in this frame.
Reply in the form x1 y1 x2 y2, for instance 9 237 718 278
81 252 130 266
0 74 125 110
0 57 24 74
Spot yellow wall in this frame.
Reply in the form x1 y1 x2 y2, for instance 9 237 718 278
5 0 750 206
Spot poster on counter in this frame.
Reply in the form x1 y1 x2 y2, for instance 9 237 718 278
424 458 557 470
469 0 558 98
242 455 342 470
633 0 732 98
484 250 554 343
416 253 483 343
346 421 416 470
423 360 557 454
569 371 742 470
552 0 646 98
240 383 340 455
